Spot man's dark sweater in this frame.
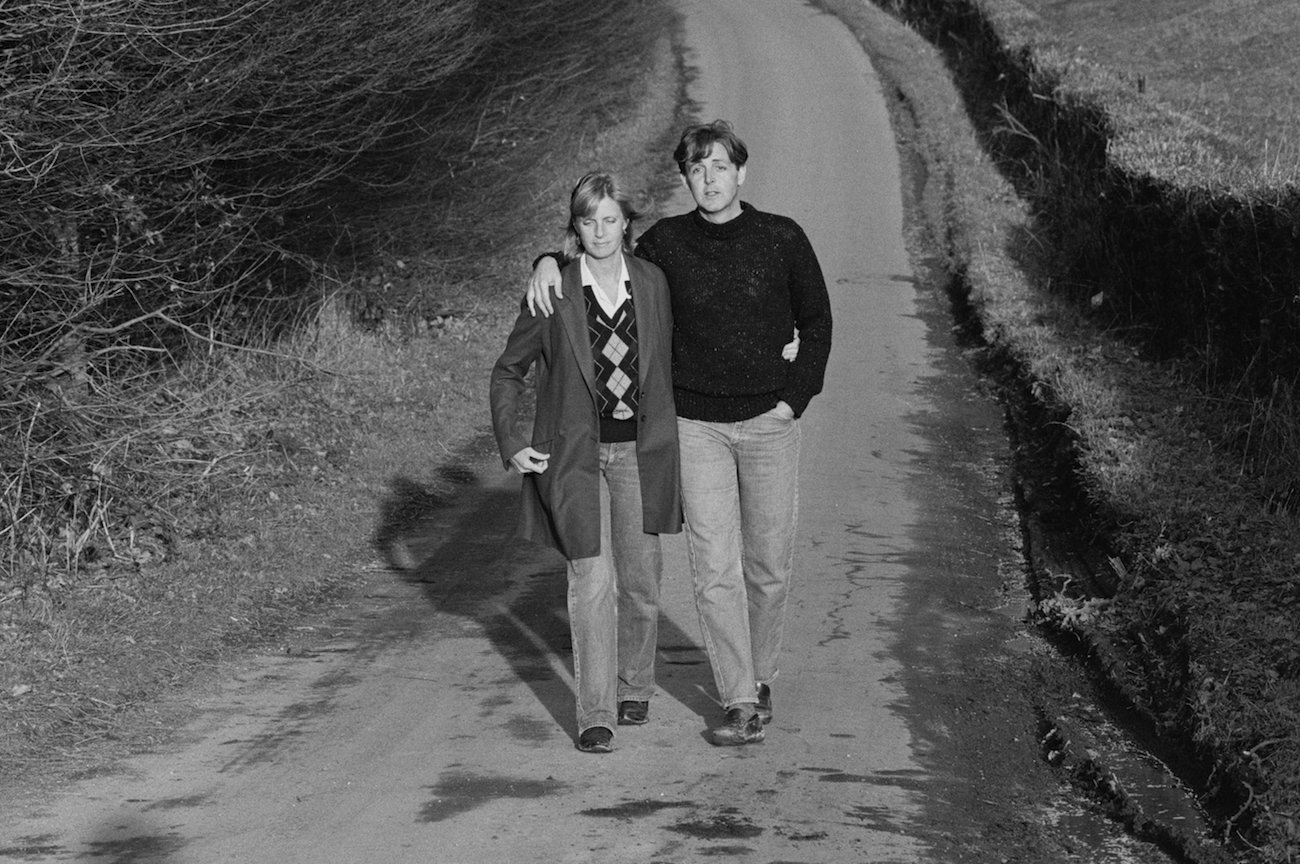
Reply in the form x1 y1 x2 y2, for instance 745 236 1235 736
634 201 832 422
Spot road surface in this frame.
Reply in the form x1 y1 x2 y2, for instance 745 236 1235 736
0 1 1181 862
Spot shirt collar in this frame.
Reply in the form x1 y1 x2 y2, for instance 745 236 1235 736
579 253 631 315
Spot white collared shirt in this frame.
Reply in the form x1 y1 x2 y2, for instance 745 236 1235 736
580 253 631 318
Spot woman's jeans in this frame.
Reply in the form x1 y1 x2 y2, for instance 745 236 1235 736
566 441 663 734
677 411 800 711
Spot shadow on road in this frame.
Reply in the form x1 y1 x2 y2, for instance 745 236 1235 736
371 446 716 740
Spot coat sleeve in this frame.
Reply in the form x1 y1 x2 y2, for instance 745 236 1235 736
490 299 544 469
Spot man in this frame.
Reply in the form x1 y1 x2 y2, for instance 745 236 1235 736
528 120 832 745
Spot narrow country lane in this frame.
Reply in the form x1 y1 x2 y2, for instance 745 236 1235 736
1 2 1182 863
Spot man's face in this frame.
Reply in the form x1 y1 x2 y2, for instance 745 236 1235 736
683 142 746 223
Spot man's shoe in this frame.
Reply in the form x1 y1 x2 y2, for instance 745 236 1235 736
756 684 773 726
618 700 649 725
577 727 613 753
710 707 765 746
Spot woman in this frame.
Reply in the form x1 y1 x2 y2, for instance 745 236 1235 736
490 173 681 753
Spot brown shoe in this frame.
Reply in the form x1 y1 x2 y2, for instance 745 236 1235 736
711 707 765 746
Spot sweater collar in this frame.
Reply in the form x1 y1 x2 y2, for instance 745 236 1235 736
690 200 755 238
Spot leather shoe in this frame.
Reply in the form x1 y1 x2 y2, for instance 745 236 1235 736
756 683 772 725
710 707 765 746
618 700 649 725
577 726 613 753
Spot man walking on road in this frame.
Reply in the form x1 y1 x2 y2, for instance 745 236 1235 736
529 120 832 746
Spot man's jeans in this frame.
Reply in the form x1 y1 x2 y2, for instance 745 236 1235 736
566 441 663 734
677 410 800 710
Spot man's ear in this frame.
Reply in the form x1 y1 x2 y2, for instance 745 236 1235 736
737 164 747 187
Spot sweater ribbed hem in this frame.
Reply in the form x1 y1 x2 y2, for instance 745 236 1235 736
674 389 778 423
599 416 637 442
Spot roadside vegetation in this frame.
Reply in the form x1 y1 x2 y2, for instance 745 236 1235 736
820 0 1299 861
0 0 681 789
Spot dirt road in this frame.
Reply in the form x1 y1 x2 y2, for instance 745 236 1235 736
1 1 1187 862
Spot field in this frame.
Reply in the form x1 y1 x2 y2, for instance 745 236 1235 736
1022 0 1300 163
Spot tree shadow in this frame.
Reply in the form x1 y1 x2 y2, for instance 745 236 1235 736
370 440 716 740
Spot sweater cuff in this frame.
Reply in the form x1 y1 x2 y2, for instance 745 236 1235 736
531 251 568 270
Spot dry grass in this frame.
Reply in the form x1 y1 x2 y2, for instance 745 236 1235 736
1017 0 1300 174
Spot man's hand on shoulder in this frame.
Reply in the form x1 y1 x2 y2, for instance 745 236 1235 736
526 255 563 317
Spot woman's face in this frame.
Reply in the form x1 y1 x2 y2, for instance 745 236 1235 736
575 196 626 261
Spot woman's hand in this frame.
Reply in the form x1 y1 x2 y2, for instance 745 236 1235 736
782 330 800 361
510 446 550 474
526 256 563 317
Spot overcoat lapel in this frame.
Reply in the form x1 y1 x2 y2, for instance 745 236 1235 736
627 258 660 388
557 269 597 404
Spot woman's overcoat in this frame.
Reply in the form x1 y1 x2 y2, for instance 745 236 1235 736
489 255 682 560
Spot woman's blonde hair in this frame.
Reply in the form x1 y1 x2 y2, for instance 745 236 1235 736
562 172 641 259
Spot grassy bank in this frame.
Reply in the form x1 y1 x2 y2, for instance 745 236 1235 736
820 0 1299 860
1016 0 1300 166
0 0 684 792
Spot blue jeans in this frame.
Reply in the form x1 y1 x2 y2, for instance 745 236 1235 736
567 441 663 734
677 410 800 711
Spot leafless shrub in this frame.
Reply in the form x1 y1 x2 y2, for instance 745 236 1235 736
0 0 663 592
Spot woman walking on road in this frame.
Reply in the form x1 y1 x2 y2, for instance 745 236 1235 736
490 173 681 753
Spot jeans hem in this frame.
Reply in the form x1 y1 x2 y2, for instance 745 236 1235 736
578 718 617 735
722 698 760 712
617 690 655 702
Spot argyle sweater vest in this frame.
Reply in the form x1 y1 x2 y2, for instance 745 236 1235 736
584 283 640 442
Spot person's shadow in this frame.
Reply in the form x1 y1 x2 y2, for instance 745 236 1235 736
371 433 717 741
